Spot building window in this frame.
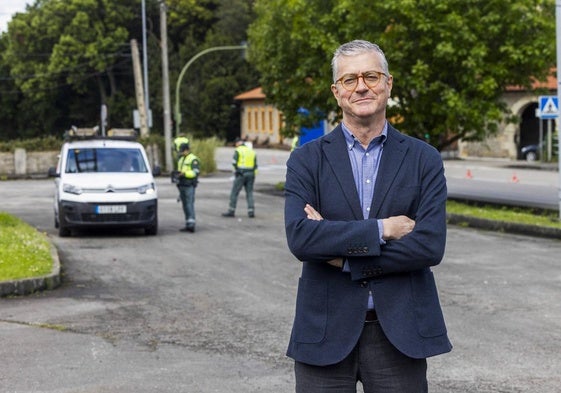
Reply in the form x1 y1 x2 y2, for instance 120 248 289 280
254 111 259 133
247 108 252 131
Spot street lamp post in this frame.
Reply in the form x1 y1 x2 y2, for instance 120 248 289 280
174 44 247 136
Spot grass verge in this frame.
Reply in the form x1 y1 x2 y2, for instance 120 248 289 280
0 212 53 281
447 200 561 229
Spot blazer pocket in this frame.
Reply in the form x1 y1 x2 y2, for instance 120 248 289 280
411 270 448 338
293 277 328 344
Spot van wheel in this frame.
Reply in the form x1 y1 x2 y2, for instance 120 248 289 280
145 224 157 236
145 216 158 236
59 224 71 237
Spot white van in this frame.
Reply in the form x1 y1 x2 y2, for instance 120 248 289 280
48 129 159 237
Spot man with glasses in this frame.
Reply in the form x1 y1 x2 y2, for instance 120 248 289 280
284 40 452 392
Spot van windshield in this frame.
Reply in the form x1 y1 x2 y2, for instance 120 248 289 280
65 148 148 173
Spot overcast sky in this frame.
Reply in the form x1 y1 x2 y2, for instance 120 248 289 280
0 0 29 32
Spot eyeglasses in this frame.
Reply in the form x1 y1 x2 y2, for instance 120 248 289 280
335 71 387 91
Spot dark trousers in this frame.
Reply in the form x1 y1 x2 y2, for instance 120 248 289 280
227 171 255 214
294 321 428 393
178 184 196 228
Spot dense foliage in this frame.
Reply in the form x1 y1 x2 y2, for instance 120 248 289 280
1 0 556 151
0 0 259 142
248 0 556 150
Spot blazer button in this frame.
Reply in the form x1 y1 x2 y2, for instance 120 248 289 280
360 281 368 288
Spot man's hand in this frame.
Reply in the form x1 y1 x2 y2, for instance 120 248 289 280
382 215 415 240
304 203 323 220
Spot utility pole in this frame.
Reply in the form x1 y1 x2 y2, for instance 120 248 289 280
160 2 173 173
131 39 149 137
142 0 151 130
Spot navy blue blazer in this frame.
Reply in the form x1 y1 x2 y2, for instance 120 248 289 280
284 124 452 366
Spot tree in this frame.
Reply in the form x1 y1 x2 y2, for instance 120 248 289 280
1 0 139 134
248 0 556 150
169 0 259 140
0 0 259 141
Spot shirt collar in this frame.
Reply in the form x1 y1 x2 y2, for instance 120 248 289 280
342 122 388 151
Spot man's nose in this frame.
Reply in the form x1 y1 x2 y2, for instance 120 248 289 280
355 75 369 91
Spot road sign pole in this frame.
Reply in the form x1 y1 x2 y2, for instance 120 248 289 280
557 0 561 219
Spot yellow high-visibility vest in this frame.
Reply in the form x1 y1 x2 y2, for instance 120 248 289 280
178 153 199 179
235 145 256 169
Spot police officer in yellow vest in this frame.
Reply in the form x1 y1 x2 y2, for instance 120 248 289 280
222 138 258 218
177 143 200 232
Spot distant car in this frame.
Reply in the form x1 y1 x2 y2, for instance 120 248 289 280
48 128 160 237
520 143 541 162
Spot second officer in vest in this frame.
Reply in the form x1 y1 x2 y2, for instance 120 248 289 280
222 138 258 218
177 143 200 232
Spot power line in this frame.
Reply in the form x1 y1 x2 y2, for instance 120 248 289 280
0 55 132 81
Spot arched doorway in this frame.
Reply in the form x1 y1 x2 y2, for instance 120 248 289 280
518 103 554 160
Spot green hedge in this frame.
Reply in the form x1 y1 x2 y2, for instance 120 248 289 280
0 136 63 152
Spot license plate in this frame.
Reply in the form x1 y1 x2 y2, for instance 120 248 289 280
96 205 127 214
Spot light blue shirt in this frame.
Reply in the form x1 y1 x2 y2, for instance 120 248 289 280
342 123 387 221
341 122 387 309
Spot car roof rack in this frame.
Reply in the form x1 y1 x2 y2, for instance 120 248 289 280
64 126 138 141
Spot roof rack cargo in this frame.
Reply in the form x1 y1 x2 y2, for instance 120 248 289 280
64 126 100 140
106 128 138 140
63 126 138 141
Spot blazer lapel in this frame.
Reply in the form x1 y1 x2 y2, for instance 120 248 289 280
323 126 363 220
370 125 408 218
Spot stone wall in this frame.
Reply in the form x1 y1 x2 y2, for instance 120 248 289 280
0 150 59 178
0 146 161 178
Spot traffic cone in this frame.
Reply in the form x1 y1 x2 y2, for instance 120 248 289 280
511 172 519 183
465 169 473 179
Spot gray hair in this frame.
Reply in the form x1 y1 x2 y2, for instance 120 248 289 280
331 40 389 82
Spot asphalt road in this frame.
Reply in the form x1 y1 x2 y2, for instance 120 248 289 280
444 158 560 210
0 148 560 392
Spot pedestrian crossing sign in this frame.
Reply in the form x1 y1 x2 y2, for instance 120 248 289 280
538 96 559 119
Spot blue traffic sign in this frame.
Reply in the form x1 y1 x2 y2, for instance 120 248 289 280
538 95 559 119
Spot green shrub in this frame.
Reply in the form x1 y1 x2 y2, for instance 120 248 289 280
0 136 63 152
189 136 223 175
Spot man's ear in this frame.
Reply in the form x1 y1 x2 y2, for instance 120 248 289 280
331 84 341 105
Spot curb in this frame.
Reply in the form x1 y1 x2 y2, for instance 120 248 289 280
0 242 61 297
447 213 561 240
